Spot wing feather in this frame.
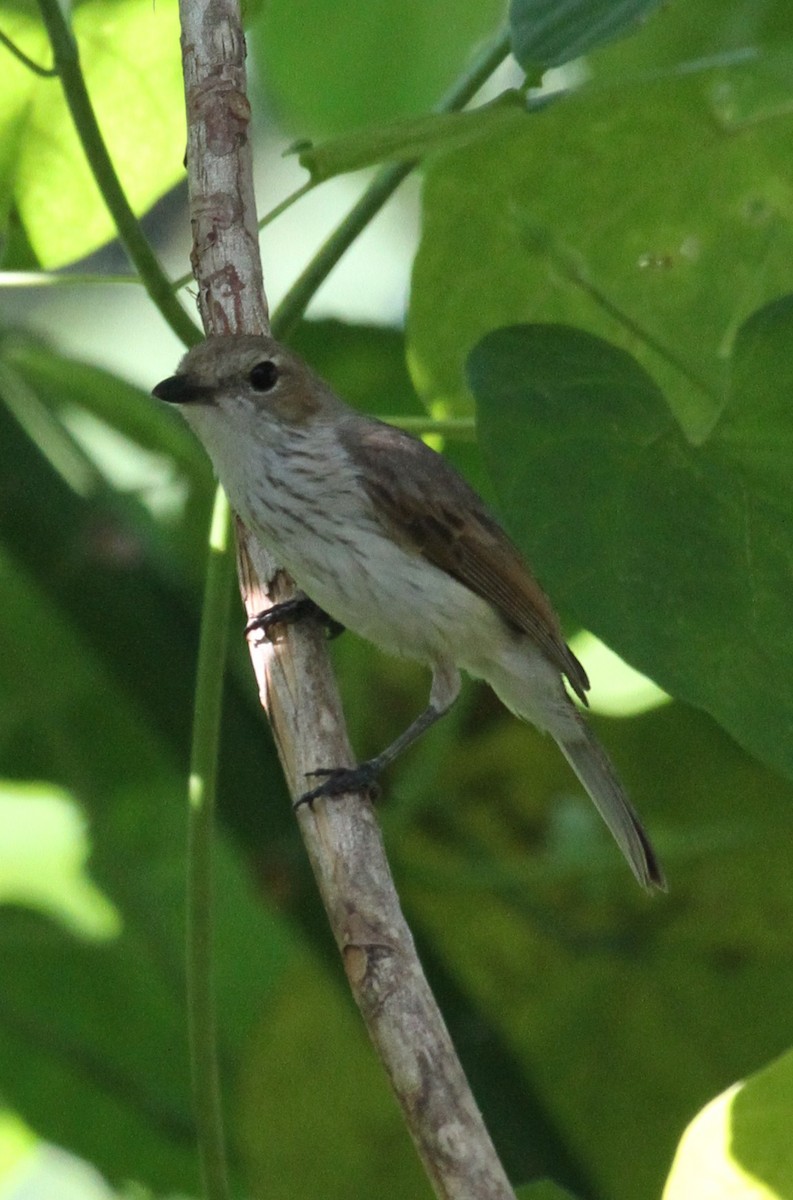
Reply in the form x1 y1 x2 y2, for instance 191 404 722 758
340 417 589 703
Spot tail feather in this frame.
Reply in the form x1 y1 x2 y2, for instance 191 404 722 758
556 722 666 891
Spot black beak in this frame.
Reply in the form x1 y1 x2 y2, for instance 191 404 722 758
152 374 213 404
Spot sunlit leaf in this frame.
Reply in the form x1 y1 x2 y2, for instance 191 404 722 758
409 15 793 436
7 0 185 266
663 1049 793 1199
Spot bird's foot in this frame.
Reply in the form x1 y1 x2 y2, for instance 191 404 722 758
294 761 382 810
246 597 344 641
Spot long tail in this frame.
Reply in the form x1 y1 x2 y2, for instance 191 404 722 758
556 721 666 891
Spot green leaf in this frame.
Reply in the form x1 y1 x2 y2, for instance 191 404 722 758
0 780 120 938
7 0 185 266
408 18 793 434
0 32 38 255
0 577 290 1194
293 93 525 182
517 1183 580 1200
468 317 793 784
663 1047 793 1199
509 0 666 70
250 0 505 136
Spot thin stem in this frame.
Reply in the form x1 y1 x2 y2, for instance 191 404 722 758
272 25 512 340
186 488 235 1200
0 271 139 287
35 0 201 347
0 27 56 75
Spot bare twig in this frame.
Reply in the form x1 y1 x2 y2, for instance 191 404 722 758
179 0 516 1195
180 0 267 335
238 536 516 1200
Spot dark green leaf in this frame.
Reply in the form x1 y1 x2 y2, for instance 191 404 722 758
290 319 425 419
408 693 793 1198
510 0 665 70
468 318 793 783
0 544 293 1191
516 1182 580 1200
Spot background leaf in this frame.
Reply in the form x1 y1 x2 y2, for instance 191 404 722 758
509 0 666 70
468 318 793 784
517 1182 580 1200
408 4 793 437
663 1049 793 1199
4 0 185 267
249 0 505 135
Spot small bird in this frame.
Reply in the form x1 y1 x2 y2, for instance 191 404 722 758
153 335 664 890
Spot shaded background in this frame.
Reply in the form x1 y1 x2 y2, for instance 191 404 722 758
0 0 792 1197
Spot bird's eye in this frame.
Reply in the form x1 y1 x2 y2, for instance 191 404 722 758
249 360 279 392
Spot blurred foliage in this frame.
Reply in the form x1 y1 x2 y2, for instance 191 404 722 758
0 0 185 268
0 0 792 1199
248 0 505 135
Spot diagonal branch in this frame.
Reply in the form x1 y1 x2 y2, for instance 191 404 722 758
178 1 516 1196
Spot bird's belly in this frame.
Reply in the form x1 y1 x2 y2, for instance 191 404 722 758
273 521 497 665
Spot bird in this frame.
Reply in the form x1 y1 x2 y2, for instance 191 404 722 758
153 334 665 890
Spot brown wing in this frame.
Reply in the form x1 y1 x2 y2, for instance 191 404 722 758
340 416 590 703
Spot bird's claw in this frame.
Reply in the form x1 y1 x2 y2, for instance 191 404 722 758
294 763 381 810
246 597 344 642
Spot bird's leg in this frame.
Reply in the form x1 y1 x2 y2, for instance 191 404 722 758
295 662 461 809
245 595 345 641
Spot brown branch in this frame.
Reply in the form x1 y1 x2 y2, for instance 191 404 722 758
180 0 267 335
238 535 516 1199
179 1 516 1195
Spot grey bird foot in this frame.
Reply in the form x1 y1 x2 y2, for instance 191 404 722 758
294 762 382 810
246 597 345 641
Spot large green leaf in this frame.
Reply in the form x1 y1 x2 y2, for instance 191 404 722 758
468 315 793 783
408 2 793 436
2 0 185 266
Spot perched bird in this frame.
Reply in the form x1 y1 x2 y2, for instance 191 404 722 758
153 335 664 890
